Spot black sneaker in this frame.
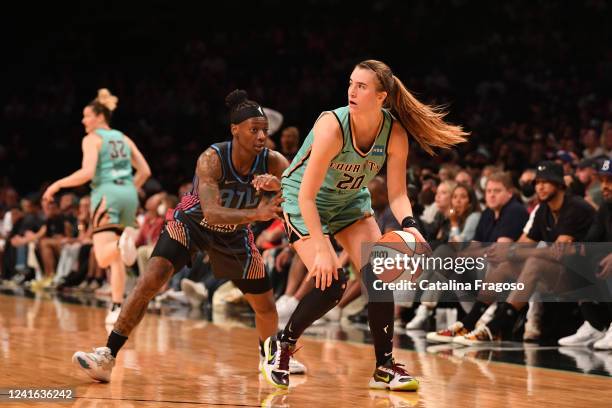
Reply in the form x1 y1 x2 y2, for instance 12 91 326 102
261 336 294 389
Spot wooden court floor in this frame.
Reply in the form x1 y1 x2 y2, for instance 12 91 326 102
1 293 611 408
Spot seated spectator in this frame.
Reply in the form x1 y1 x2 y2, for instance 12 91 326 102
582 127 605 159
426 171 528 343
55 195 96 289
602 126 612 158
7 197 44 283
279 126 300 162
557 158 612 349
576 158 603 209
424 180 456 248
406 182 481 330
454 169 474 188
135 192 165 274
456 162 595 345
518 169 539 212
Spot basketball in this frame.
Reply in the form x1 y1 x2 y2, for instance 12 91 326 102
369 230 430 283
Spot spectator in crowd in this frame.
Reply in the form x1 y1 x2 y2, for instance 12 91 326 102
33 199 74 288
5 197 43 283
558 158 612 350
54 195 95 289
135 192 165 274
576 158 604 209
279 126 300 162
455 162 595 345
518 168 539 212
602 126 612 158
582 128 605 159
427 171 529 343
454 169 474 189
407 182 481 330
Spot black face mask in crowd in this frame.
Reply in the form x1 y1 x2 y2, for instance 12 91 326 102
520 182 535 198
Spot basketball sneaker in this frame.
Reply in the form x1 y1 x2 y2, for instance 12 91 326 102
426 321 469 343
118 226 138 266
453 324 500 346
261 336 293 389
405 304 433 330
558 321 605 347
368 358 419 391
594 323 612 350
258 345 307 374
72 347 115 382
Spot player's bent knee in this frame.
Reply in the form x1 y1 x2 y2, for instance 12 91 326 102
138 256 175 291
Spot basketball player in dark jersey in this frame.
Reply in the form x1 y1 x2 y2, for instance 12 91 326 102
72 90 305 382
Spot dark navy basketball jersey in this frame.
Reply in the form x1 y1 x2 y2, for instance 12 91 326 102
175 141 269 233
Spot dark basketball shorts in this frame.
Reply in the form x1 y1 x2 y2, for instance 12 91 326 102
150 215 270 295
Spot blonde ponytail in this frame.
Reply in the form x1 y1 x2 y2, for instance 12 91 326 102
390 75 468 155
356 59 469 156
96 88 118 111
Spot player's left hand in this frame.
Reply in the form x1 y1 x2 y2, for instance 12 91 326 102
403 226 432 256
252 174 281 192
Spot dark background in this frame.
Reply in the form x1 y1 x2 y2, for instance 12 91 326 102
2 0 610 194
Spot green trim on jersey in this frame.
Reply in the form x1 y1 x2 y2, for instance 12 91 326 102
91 128 133 189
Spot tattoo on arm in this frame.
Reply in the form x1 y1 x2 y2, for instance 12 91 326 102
197 148 258 225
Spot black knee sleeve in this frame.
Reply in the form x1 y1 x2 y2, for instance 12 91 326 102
280 268 348 342
361 262 394 303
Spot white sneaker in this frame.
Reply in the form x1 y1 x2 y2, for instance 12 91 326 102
95 282 112 297
167 289 189 305
72 347 115 382
277 296 299 326
180 279 208 309
105 306 121 325
558 321 605 347
593 323 612 350
405 305 432 330
118 226 138 266
474 303 497 327
324 306 342 322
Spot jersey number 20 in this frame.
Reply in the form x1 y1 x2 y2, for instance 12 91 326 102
336 173 365 190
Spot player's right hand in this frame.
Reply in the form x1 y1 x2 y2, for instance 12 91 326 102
255 192 283 221
308 247 338 290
